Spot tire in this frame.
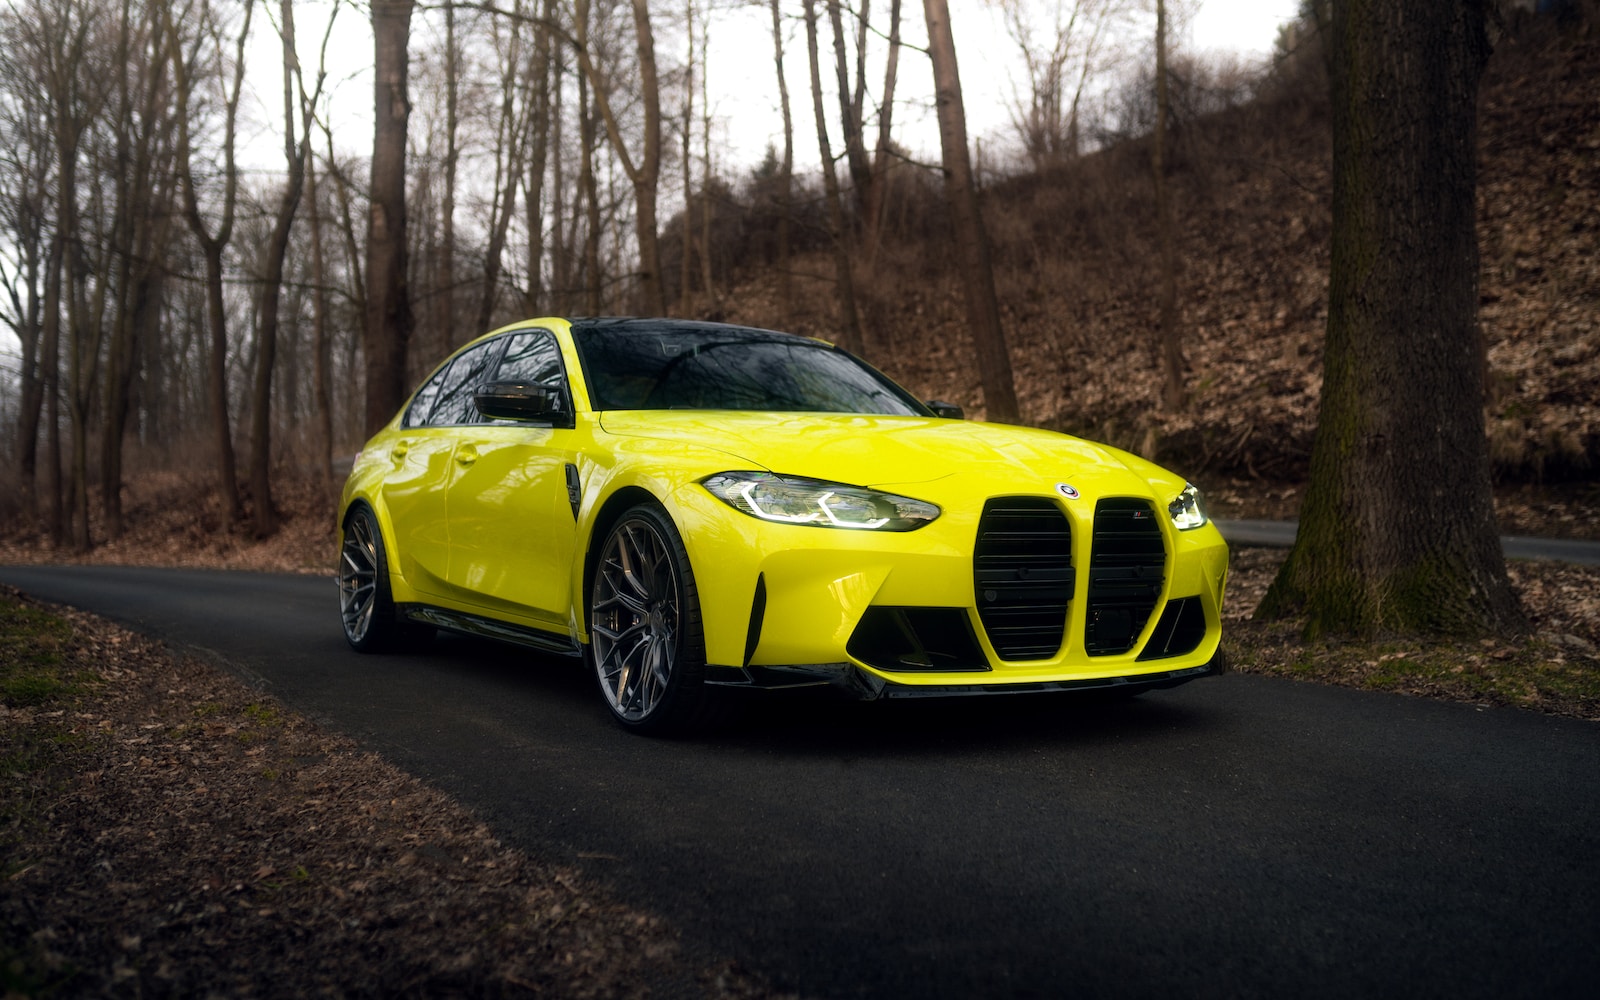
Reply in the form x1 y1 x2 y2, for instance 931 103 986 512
589 503 715 735
338 505 432 652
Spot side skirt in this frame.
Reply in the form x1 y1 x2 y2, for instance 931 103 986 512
397 603 582 658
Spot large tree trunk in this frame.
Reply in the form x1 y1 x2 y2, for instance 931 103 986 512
365 0 415 437
1257 0 1525 638
803 0 863 355
922 0 1019 423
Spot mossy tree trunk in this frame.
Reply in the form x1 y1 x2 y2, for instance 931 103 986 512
1257 0 1526 638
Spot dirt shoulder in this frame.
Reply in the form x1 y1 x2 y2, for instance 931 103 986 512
0 586 781 998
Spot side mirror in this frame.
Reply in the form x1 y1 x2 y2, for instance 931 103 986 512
474 380 571 426
926 400 965 420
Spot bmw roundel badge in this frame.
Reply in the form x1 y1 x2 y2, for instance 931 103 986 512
1056 483 1080 500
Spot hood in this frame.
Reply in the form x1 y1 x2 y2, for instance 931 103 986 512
597 411 1161 499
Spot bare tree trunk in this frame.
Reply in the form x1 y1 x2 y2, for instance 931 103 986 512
167 0 252 530
803 0 863 355
550 30 570 312
768 0 794 320
680 0 696 312
922 0 1019 423
698 7 713 303
478 3 531 332
521 0 554 316
864 0 902 266
307 151 333 487
578 49 602 314
827 0 872 216
1153 0 1185 411
365 0 415 437
1258 0 1524 637
441 0 460 348
575 0 664 315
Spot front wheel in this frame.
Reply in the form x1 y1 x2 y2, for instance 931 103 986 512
589 503 715 735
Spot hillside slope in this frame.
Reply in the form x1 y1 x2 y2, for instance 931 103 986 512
720 22 1598 488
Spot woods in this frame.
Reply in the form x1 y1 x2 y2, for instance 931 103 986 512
0 0 1593 643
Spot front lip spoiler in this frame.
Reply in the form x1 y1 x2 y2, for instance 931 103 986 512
704 649 1226 701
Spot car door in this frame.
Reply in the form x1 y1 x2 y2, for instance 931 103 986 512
381 339 504 598
445 328 583 628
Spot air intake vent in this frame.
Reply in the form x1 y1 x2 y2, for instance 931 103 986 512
1085 498 1166 656
1136 596 1207 661
973 498 1073 660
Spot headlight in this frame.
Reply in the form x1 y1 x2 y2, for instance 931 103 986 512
1168 483 1208 530
702 472 939 531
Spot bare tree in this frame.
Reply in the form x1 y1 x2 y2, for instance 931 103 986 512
1258 0 1525 637
245 0 330 537
102 1 182 540
575 0 665 314
999 0 1123 167
863 0 902 264
168 0 254 530
923 0 1019 422
520 0 556 316
365 0 415 437
1152 0 1183 410
767 0 795 319
0 7 55 528
803 0 863 353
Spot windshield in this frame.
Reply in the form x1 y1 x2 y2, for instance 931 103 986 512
571 322 929 416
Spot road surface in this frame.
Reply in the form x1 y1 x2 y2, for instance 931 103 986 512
2 565 1596 999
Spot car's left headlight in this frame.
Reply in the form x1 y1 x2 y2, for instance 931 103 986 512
702 472 939 531
1168 482 1208 530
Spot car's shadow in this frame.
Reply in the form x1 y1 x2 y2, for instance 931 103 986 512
408 629 1214 757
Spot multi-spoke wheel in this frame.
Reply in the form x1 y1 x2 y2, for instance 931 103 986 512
590 503 711 734
338 506 430 652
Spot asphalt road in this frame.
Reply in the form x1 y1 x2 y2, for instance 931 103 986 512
3 565 1597 1000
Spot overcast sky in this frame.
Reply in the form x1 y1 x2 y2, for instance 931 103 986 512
239 0 1305 175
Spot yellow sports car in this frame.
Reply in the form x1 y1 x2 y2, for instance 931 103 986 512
338 318 1228 733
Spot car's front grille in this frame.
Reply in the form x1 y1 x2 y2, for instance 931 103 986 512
1085 498 1166 655
973 498 1073 660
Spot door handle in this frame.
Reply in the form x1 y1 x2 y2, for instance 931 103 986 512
455 446 479 468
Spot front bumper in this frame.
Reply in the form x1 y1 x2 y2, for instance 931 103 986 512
673 484 1230 692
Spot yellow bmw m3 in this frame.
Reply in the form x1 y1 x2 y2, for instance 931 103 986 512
338 318 1228 733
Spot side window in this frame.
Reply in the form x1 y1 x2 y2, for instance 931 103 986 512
427 340 505 427
402 363 451 428
493 329 565 388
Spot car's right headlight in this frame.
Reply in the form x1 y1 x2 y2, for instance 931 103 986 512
1168 482 1208 530
702 472 939 531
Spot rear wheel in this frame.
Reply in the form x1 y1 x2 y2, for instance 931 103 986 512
338 506 431 652
589 503 714 735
